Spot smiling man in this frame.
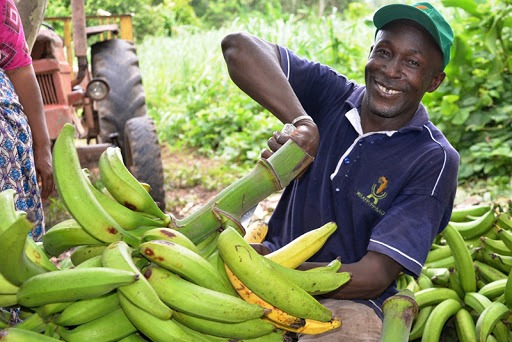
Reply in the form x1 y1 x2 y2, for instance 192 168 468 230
222 2 459 341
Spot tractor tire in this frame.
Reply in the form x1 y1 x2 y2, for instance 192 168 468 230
91 39 146 152
124 116 166 210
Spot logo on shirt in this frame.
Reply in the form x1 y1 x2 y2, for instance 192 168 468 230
356 176 388 216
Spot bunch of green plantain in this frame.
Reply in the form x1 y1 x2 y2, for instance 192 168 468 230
396 202 512 342
0 123 353 341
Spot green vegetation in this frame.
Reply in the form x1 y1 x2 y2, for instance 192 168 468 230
43 0 512 199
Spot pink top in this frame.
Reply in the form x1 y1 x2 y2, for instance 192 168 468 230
0 0 31 70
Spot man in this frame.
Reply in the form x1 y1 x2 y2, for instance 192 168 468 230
222 2 459 341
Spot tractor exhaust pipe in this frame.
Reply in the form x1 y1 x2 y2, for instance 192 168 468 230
71 0 88 86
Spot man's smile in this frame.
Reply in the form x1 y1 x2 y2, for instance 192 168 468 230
376 81 403 95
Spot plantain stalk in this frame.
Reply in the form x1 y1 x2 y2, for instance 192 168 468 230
380 289 418 342
170 140 313 243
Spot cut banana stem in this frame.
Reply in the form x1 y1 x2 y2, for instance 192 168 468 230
380 289 418 342
171 140 314 244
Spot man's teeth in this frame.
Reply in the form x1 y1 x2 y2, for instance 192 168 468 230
377 83 401 95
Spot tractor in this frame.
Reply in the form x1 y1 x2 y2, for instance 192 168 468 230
16 0 166 209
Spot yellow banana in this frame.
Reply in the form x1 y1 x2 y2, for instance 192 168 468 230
265 221 337 268
218 226 333 322
101 240 172 320
268 316 342 335
244 220 268 243
224 265 306 328
144 265 265 323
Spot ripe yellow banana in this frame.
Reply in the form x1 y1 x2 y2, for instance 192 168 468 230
442 223 477 293
56 306 137 342
171 310 276 340
98 146 169 223
16 267 139 307
138 239 231 294
218 226 333 322
117 292 196 342
144 265 265 323
265 221 337 268
53 291 120 326
268 316 342 335
224 265 306 328
421 298 462 342
52 123 137 245
101 240 172 320
243 220 268 243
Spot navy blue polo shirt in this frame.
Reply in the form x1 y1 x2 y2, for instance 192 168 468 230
263 46 460 318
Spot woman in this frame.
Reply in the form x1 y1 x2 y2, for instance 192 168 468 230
0 0 53 241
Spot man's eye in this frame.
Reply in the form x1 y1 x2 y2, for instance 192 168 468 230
407 60 420 67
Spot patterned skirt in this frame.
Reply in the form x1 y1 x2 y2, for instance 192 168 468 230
0 71 44 241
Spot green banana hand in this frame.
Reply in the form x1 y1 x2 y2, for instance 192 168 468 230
171 310 276 340
16 267 139 307
144 265 265 323
218 226 333 322
475 301 511 342
421 298 462 342
52 123 137 246
0 327 61 341
449 208 496 239
42 218 105 257
101 240 172 320
138 239 231 295
450 204 492 222
0 213 47 285
98 146 169 223
118 292 196 342
56 307 137 342
53 291 120 326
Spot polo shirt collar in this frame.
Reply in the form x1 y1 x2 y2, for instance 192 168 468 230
344 85 430 133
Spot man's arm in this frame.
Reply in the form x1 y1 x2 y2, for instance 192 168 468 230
299 251 404 299
6 64 54 200
221 32 318 158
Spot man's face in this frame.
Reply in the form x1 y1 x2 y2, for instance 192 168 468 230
363 20 445 121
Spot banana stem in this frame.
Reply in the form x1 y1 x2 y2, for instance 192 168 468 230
380 289 419 342
170 140 313 243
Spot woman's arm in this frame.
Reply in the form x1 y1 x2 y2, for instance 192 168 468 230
6 64 54 200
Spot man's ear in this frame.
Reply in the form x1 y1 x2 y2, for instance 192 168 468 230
427 71 446 93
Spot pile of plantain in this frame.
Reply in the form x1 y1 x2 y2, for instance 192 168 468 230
0 123 351 341
396 201 512 341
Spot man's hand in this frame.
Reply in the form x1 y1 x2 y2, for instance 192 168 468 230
261 121 319 160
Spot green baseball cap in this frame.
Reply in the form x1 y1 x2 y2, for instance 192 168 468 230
373 2 454 69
